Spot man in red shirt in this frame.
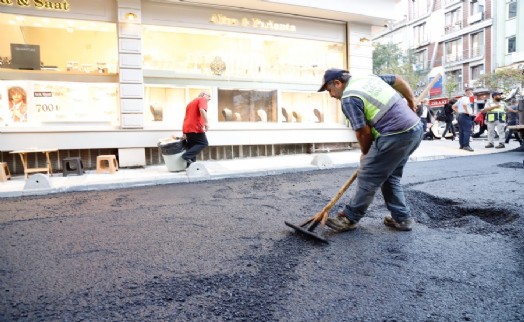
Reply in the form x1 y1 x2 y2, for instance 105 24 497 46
179 92 210 167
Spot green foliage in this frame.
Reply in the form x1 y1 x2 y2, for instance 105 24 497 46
372 43 422 90
445 76 458 97
372 43 405 74
474 68 524 92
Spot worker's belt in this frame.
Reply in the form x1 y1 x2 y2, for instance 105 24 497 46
487 112 506 123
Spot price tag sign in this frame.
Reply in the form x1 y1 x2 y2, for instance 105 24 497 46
32 82 119 123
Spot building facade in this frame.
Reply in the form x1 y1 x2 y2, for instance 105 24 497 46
374 0 496 111
376 0 524 115
0 0 394 174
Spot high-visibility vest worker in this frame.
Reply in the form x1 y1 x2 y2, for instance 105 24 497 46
342 75 402 138
486 100 506 122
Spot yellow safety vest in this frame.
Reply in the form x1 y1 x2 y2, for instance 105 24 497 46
486 100 506 122
342 75 402 138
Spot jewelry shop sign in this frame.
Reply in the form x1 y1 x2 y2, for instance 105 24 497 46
0 0 70 11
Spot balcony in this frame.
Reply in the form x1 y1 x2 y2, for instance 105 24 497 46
467 12 484 25
444 21 462 34
445 48 484 64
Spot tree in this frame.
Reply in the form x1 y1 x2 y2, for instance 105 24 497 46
372 43 405 74
444 75 458 97
372 43 425 92
474 68 524 93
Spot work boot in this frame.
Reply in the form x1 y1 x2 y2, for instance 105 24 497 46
485 143 494 148
384 216 413 231
326 216 357 232
495 143 505 149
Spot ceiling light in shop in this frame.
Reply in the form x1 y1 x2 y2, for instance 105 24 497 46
125 13 137 21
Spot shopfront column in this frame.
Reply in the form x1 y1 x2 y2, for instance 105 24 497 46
117 0 144 129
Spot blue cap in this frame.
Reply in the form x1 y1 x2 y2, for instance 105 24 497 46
492 91 503 98
318 68 349 92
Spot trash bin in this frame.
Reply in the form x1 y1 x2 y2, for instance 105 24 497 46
159 140 187 172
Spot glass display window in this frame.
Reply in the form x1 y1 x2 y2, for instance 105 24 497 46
144 86 212 127
0 80 119 127
0 13 118 73
218 88 277 122
281 91 342 124
142 25 344 83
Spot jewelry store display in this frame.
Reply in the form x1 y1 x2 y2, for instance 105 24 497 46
210 56 226 76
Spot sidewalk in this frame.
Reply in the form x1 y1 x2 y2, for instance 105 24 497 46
1 137 522 198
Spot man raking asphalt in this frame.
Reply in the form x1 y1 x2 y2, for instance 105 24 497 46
286 69 424 242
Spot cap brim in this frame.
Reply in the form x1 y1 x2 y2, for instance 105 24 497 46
318 83 327 92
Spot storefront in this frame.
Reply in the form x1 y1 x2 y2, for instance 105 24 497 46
0 0 377 172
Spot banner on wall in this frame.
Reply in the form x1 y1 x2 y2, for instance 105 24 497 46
429 76 443 96
1 81 119 127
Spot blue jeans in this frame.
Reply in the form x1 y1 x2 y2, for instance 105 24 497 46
457 114 473 148
342 122 423 223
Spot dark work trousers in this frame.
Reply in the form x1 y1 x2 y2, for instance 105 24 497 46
441 120 456 138
505 127 522 144
458 114 473 148
182 132 208 162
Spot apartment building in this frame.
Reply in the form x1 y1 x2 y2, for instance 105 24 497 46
374 0 495 111
494 0 523 73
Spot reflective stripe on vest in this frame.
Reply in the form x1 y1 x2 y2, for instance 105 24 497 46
487 101 506 122
342 75 402 138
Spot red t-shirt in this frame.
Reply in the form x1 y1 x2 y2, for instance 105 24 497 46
182 97 208 133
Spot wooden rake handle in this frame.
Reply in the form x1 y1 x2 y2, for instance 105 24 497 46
302 170 358 226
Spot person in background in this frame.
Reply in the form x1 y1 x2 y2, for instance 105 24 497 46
452 87 474 151
416 98 431 132
175 92 210 168
440 98 457 140
472 110 487 138
483 91 506 149
8 86 27 122
318 69 423 232
504 98 522 145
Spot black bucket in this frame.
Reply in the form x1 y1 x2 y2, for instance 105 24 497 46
160 140 186 155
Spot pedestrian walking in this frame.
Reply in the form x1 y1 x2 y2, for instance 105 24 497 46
317 69 423 232
177 92 210 167
483 91 506 149
440 98 457 140
452 87 475 151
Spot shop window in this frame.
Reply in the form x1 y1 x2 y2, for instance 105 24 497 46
0 13 119 128
0 13 118 73
218 89 276 123
144 86 210 127
142 25 344 83
281 91 341 124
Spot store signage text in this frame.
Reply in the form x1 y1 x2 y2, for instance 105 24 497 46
429 98 448 107
0 0 70 11
210 13 296 32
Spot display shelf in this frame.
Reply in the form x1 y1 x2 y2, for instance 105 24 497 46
0 68 119 83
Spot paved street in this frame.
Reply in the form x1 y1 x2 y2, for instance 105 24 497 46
1 149 523 321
